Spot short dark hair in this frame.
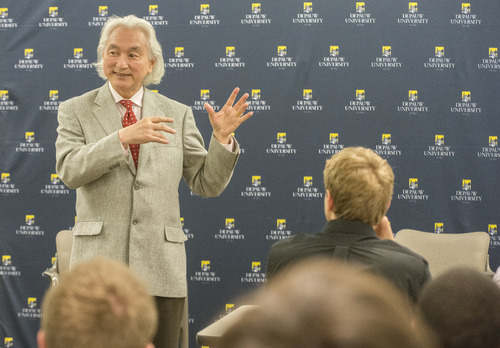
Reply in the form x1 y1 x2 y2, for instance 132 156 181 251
419 267 500 348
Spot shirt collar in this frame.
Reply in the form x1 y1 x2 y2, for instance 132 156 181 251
108 82 144 107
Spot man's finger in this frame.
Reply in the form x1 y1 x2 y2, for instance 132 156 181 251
204 102 215 116
233 93 249 111
224 87 240 107
148 116 174 124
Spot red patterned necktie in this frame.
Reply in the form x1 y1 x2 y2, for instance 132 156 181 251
119 100 140 168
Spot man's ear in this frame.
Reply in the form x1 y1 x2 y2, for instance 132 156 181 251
37 330 47 348
325 189 335 211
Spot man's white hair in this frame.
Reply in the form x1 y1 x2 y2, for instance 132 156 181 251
94 15 165 86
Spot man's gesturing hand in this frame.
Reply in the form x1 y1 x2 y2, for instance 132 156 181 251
204 87 253 144
118 116 176 147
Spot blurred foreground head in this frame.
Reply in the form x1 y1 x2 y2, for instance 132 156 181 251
38 257 157 348
221 257 438 348
419 267 500 348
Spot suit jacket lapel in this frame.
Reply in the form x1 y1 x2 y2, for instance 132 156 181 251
93 84 123 136
93 84 136 174
139 89 166 167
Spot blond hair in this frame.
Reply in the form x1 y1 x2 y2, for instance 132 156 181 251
40 257 157 348
94 15 165 86
323 147 394 225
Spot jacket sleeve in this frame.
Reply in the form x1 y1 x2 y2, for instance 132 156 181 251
55 100 127 189
181 106 240 197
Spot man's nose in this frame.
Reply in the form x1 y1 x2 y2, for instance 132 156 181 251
116 55 128 68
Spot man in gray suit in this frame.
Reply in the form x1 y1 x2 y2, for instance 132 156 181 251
55 15 252 348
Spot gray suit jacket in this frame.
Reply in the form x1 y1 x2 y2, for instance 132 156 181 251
55 84 239 297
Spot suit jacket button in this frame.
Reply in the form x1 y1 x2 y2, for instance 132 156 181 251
132 220 138 225
134 184 139 190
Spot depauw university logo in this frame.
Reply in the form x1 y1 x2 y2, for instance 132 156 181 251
28 297 37 308
356 2 365 13
434 222 444 233
201 4 210 15
382 46 391 57
252 3 261 14
409 90 418 101
277 132 286 143
489 47 498 58
409 178 418 189
175 47 184 58
251 89 261 100
1 173 10 183
252 261 261 272
50 174 60 184
49 7 58 17
435 135 444 145
304 176 313 187
26 215 35 225
252 176 261 186
149 5 158 15
489 136 498 147
330 133 339 144
225 218 235 229
330 45 339 56
49 90 59 100
382 134 391 145
409 2 418 13
99 6 108 16
2 255 11 266
462 3 471 14
462 179 471 190
201 260 210 271
25 132 35 142
356 89 365 100
489 224 498 235
303 89 312 100
277 219 286 230
25 48 34 59
74 48 83 59
462 91 471 102
200 89 210 101
226 46 235 57
277 45 287 57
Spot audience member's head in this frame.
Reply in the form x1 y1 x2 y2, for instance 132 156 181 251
419 267 500 348
220 258 437 348
323 146 394 226
38 257 157 348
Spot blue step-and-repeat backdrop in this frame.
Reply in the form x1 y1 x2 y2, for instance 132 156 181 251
1 1 500 347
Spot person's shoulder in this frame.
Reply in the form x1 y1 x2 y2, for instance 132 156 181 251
375 239 428 263
146 89 190 110
60 87 101 107
269 232 318 255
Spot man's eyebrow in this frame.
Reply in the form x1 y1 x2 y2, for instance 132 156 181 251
106 44 144 52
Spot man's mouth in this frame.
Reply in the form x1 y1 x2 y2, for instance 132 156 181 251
114 71 131 77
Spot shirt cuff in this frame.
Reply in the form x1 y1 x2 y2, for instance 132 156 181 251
220 135 236 152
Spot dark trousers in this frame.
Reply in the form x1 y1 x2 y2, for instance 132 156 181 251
153 296 185 348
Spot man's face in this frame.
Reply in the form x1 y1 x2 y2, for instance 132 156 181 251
103 26 155 99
